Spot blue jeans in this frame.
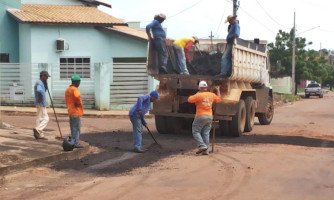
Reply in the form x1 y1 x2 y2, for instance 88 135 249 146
174 45 189 74
192 116 213 149
220 43 233 76
153 38 168 67
70 116 81 145
130 115 143 151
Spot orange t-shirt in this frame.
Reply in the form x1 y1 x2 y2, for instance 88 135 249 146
65 85 83 117
188 92 222 116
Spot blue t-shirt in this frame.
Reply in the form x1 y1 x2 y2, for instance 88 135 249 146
34 80 47 107
146 19 166 39
226 22 240 43
129 94 151 123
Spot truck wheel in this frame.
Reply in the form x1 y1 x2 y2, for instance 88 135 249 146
258 96 274 125
245 97 256 132
219 120 230 136
230 99 246 137
155 116 168 134
165 117 192 134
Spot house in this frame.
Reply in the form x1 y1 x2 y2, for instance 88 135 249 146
0 0 151 110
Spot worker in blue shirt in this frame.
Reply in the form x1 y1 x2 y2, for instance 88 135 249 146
129 91 160 153
146 13 168 74
218 15 240 78
33 70 50 140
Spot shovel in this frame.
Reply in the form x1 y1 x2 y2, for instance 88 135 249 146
46 88 63 140
144 124 162 148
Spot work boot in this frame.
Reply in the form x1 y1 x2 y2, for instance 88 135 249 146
33 128 40 140
196 146 207 154
74 143 84 148
134 148 147 153
202 149 209 155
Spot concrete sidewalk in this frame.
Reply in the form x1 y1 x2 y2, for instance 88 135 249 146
0 106 130 118
0 125 90 176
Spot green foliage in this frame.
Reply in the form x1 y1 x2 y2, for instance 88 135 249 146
268 29 331 86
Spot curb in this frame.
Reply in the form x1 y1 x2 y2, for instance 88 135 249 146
1 110 153 119
0 142 91 177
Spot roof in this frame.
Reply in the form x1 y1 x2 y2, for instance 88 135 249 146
7 4 126 26
99 26 148 41
79 0 112 8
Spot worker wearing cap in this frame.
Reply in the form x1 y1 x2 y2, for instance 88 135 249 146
173 36 199 75
33 70 51 140
146 13 168 74
219 15 240 78
65 74 84 148
129 91 160 153
188 81 221 155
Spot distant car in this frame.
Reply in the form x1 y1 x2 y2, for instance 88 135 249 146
305 83 323 98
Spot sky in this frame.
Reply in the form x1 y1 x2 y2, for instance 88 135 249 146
100 0 334 51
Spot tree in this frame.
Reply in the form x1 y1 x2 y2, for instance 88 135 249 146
268 29 330 93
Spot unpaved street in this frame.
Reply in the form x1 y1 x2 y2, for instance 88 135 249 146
1 93 334 200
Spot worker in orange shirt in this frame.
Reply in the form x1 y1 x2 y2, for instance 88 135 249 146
65 74 84 148
188 81 221 155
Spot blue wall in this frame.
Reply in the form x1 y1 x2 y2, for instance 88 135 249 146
23 25 147 64
0 0 20 63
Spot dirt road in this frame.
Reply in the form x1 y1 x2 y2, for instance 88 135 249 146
1 93 334 200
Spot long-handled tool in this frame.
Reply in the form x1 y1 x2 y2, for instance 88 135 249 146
144 124 162 148
47 88 63 139
211 120 218 153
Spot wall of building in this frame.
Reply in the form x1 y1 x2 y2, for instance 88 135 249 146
270 76 292 94
0 0 20 63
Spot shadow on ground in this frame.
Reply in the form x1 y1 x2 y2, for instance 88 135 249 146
219 133 334 148
51 131 196 175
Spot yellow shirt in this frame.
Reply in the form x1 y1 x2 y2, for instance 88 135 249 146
173 37 195 48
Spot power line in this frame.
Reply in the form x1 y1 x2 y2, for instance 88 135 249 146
238 6 276 34
215 0 230 37
167 0 204 20
254 0 288 29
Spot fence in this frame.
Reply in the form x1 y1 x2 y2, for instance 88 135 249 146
0 63 95 108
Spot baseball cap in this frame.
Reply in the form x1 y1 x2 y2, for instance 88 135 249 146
150 90 160 99
40 70 51 77
71 74 81 81
198 81 208 88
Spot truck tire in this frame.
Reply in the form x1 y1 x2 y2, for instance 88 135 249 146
165 117 192 134
258 96 274 125
155 116 168 134
244 97 256 132
230 99 246 137
219 120 230 136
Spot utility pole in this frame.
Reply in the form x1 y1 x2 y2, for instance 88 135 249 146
233 0 239 16
209 31 214 51
292 12 296 95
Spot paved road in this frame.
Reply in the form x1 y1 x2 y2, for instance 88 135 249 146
1 93 334 200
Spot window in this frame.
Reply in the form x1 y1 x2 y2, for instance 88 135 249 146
0 53 9 63
60 57 91 79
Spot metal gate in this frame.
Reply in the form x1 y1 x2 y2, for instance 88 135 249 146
110 62 149 109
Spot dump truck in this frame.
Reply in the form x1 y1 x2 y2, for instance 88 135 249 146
147 38 274 136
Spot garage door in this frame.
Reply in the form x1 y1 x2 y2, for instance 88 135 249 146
110 62 149 108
